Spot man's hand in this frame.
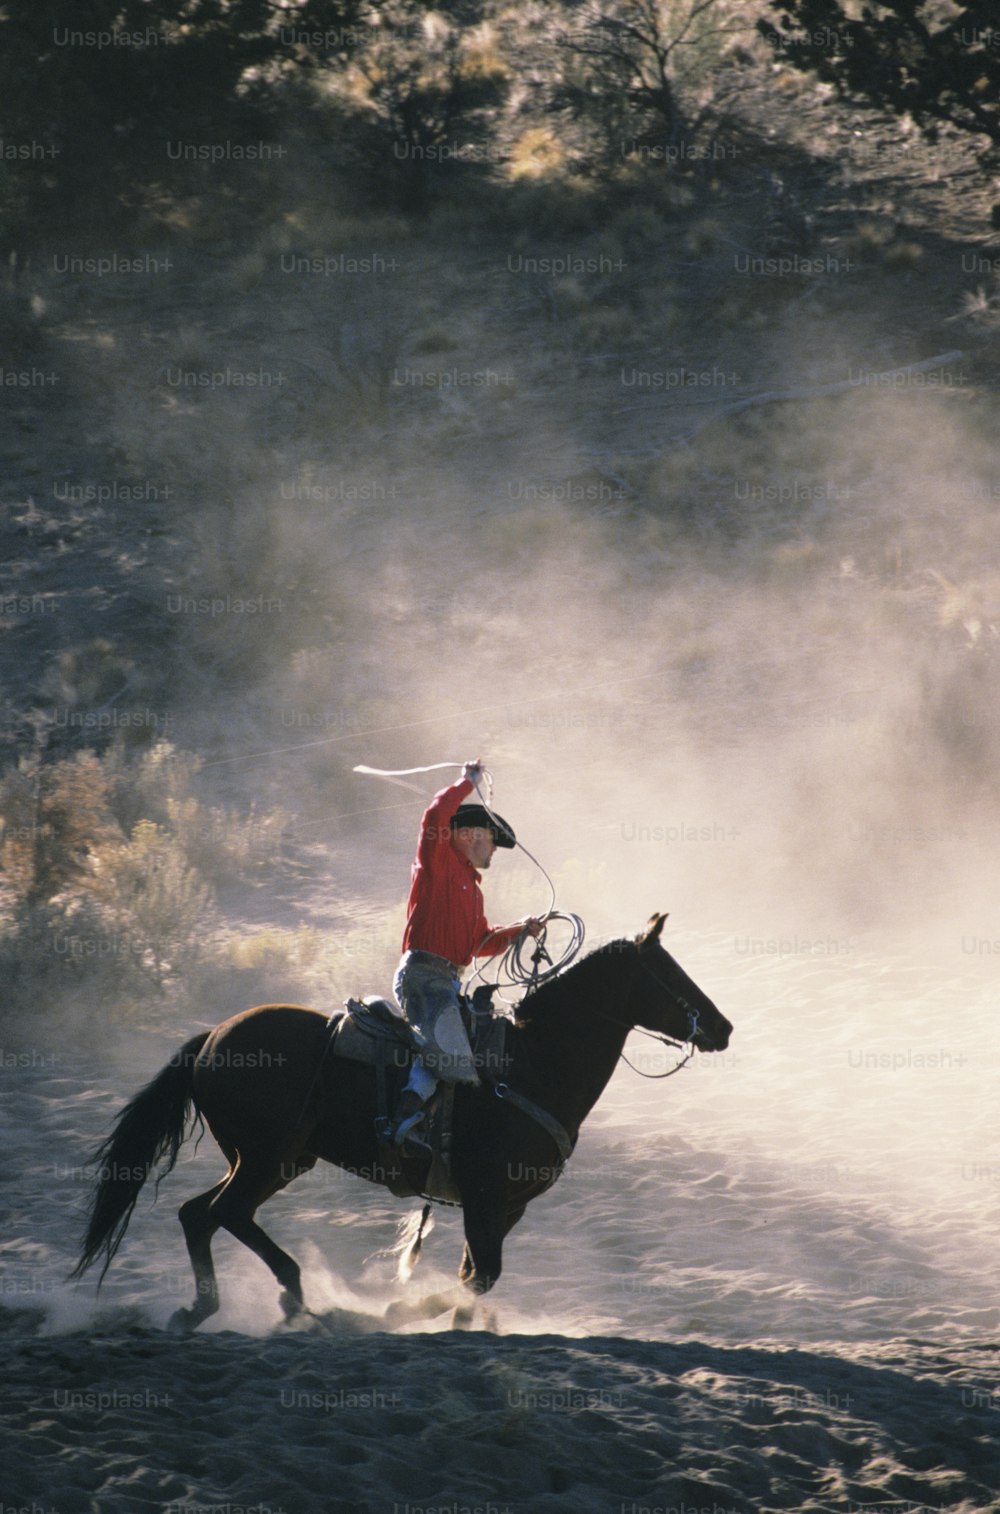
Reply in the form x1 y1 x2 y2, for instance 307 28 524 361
520 917 545 939
463 757 485 786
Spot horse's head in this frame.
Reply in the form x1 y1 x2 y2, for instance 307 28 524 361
631 912 732 1052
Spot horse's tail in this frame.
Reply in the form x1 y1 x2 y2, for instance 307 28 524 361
70 1032 210 1285
395 1202 434 1283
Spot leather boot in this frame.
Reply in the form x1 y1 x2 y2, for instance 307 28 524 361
391 1088 431 1154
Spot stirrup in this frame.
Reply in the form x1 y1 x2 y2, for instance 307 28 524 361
393 1109 432 1155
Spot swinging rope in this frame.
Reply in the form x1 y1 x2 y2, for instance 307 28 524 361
353 762 478 778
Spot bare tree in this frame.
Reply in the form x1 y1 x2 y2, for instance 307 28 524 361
553 0 746 168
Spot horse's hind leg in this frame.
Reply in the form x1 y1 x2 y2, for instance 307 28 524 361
209 1147 315 1320
170 1147 316 1332
170 1173 231 1333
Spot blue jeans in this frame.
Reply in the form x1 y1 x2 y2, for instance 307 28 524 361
393 950 479 1087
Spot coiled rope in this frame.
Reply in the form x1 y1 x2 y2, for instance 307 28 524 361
483 909 586 997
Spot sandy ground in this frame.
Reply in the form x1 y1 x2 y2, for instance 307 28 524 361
5 1310 1000 1514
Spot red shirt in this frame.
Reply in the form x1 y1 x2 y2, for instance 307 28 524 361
401 777 523 967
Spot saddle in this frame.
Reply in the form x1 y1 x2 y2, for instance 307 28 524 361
324 987 514 1206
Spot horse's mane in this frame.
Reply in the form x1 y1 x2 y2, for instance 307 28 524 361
512 936 635 1025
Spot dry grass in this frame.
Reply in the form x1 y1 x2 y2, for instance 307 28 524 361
0 741 293 1013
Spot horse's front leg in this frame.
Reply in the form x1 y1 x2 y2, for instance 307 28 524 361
454 1201 525 1326
459 1201 526 1287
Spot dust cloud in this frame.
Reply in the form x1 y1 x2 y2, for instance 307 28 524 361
144 349 1000 1335
8 185 999 1347
173 373 998 958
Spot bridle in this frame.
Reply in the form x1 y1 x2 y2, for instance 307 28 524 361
620 954 704 1078
585 947 708 1080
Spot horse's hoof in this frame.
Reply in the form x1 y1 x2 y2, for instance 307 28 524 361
383 1289 457 1328
167 1307 197 1335
279 1289 304 1320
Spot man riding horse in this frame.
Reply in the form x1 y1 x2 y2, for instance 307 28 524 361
391 758 543 1150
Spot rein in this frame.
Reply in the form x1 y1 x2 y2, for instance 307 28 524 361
619 1026 696 1080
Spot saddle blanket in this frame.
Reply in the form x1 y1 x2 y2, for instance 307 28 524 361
323 995 513 1206
330 995 513 1081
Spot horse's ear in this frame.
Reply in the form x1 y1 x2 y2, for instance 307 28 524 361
637 911 669 948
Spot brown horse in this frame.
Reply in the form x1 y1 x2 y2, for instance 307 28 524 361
71 913 732 1330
